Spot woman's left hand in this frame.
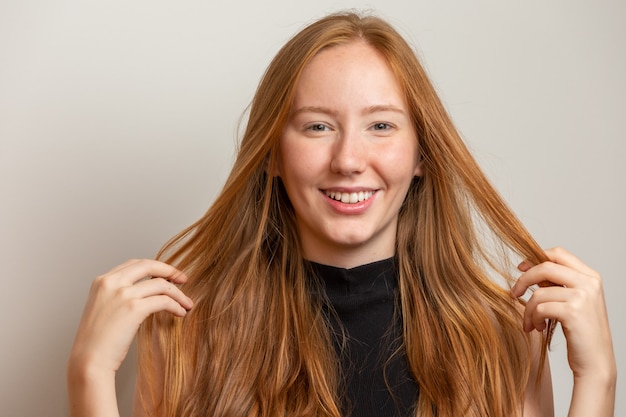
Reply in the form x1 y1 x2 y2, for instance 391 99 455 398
511 247 615 381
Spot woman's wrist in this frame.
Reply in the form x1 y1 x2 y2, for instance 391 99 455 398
67 355 119 417
571 352 617 391
568 371 616 417
67 355 115 385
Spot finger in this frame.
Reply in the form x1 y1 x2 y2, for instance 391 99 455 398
114 259 188 286
517 247 597 277
105 258 145 275
523 287 570 331
133 295 190 319
511 262 578 297
543 247 598 277
517 260 534 272
525 301 568 333
142 295 187 317
126 278 193 310
515 259 554 291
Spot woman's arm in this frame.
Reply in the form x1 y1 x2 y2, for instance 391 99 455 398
513 247 616 417
67 259 192 417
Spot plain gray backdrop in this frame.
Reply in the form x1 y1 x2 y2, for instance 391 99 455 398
1 1 623 416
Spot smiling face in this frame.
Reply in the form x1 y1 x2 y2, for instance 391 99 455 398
276 40 421 268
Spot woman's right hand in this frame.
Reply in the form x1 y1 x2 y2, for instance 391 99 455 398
68 259 193 375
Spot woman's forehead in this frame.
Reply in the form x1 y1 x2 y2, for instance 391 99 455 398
291 41 407 113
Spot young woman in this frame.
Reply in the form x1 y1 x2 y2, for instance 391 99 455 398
68 12 616 417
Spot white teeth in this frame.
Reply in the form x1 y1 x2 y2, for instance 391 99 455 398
324 190 374 204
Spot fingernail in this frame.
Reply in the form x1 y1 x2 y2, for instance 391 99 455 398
510 286 519 298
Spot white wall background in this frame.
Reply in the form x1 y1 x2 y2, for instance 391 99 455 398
1 1 624 416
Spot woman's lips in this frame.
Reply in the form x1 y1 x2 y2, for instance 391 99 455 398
321 189 378 213
324 190 374 204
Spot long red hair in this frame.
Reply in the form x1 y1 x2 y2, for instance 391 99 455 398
138 11 552 417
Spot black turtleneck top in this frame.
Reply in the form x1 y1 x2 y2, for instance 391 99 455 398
309 258 419 417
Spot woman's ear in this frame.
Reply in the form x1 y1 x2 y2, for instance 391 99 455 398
265 151 282 178
413 153 423 177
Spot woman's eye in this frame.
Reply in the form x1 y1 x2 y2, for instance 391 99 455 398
306 123 329 132
372 122 392 130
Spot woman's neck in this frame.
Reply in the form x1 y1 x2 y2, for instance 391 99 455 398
301 243 395 269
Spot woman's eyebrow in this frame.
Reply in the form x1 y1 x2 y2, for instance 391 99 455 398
290 106 338 117
290 104 405 117
362 104 406 115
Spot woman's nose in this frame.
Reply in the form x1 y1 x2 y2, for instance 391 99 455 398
329 132 367 175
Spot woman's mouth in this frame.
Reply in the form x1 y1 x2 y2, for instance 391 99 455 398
323 190 375 204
